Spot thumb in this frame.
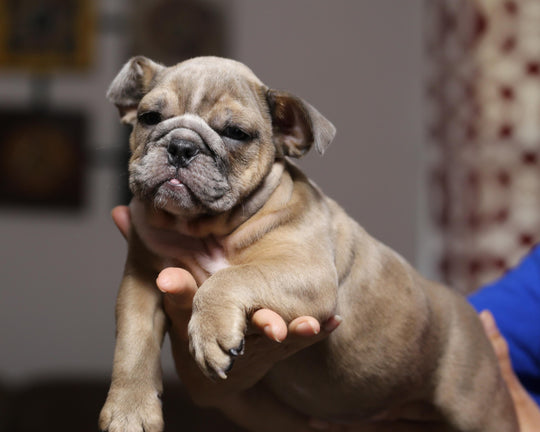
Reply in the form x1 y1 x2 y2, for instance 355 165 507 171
111 205 131 239
158 268 198 340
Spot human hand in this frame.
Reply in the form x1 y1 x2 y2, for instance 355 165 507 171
111 205 342 401
479 310 540 432
115 206 537 431
112 204 340 340
111 205 454 431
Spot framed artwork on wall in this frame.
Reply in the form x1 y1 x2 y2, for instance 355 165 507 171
0 0 94 71
0 110 87 210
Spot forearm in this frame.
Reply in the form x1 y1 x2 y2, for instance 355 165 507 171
196 260 338 323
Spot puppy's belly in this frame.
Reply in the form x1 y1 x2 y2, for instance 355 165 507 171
263 342 384 421
262 321 436 423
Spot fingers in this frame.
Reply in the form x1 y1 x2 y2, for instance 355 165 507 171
479 310 515 381
251 310 343 342
290 315 342 336
479 310 540 432
479 309 525 396
155 263 342 347
158 267 198 341
111 205 131 239
289 316 321 337
157 267 197 305
252 309 288 342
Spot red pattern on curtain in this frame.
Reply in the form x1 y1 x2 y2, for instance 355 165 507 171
426 0 540 293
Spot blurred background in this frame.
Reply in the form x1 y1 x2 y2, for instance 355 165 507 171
1 0 539 430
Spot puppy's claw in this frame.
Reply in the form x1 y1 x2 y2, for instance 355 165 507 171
225 358 235 374
228 339 245 357
216 368 229 380
212 359 234 379
202 358 232 380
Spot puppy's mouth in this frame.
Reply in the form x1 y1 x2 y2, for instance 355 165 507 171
152 171 205 211
159 175 203 203
133 155 234 216
154 176 198 214
160 177 191 198
164 177 186 190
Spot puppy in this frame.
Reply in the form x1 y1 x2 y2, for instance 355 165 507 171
99 56 518 432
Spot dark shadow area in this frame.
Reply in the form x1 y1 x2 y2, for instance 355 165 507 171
0 377 246 432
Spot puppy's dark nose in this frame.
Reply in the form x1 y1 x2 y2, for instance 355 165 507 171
167 139 200 168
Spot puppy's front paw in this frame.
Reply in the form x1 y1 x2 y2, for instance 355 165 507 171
188 301 247 380
99 384 163 432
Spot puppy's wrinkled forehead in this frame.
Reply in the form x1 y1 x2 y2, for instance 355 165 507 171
147 57 265 116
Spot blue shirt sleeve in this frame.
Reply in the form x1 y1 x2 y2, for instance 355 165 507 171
468 245 540 406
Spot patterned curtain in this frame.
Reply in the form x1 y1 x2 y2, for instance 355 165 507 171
426 0 540 293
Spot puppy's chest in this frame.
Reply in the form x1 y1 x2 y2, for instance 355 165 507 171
168 242 230 284
138 224 231 283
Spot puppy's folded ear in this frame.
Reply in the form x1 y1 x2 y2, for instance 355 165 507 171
107 56 165 125
266 89 336 157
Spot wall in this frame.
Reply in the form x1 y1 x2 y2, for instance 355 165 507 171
0 0 424 382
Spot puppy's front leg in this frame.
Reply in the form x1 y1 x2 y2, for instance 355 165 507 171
189 260 337 380
99 263 167 432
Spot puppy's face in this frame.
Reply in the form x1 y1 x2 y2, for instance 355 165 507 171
108 56 336 217
126 58 274 216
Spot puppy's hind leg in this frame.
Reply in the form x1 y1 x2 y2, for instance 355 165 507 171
441 383 518 432
434 343 518 431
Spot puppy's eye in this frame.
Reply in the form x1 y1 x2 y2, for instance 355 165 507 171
221 126 251 141
138 111 162 126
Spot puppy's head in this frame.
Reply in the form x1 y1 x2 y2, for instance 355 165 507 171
108 56 336 217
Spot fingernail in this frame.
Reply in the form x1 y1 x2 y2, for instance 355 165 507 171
264 325 283 342
323 315 343 332
296 321 320 335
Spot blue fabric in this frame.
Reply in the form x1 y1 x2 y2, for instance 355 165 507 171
468 245 540 406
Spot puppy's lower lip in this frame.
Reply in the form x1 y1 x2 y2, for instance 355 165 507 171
167 178 184 187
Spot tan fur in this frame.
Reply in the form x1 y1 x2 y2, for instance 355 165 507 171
99 57 518 432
